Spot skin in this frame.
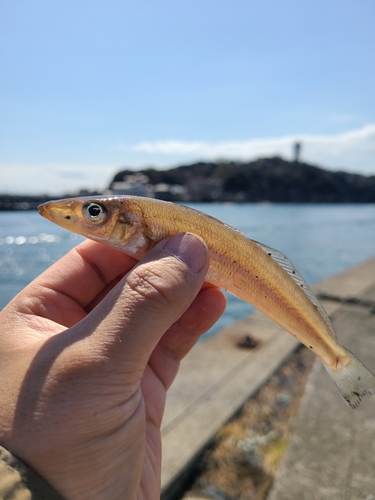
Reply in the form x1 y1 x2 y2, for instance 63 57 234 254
0 233 226 500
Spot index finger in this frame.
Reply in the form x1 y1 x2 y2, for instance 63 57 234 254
26 239 137 309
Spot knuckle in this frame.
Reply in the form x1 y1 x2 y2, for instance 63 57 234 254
126 264 179 308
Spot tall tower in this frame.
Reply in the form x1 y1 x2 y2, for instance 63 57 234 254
293 142 301 162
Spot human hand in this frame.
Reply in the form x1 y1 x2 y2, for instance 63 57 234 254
0 233 226 500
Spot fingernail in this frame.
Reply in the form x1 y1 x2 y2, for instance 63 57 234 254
164 233 209 274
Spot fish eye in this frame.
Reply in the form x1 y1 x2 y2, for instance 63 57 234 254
82 202 108 224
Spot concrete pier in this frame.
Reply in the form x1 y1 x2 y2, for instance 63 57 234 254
161 258 375 500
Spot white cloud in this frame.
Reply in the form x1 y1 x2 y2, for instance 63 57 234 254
124 124 375 174
0 163 117 195
2 125 375 195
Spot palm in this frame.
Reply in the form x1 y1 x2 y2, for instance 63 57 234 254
0 238 226 500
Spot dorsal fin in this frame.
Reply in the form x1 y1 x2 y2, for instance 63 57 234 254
255 240 336 339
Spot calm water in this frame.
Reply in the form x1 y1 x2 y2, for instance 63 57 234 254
1 204 375 337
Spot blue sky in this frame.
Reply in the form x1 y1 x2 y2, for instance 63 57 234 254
1 0 375 194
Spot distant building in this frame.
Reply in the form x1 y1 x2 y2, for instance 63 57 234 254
110 173 153 197
108 173 187 201
153 183 187 201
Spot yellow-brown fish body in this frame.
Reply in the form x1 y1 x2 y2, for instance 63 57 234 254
39 195 375 408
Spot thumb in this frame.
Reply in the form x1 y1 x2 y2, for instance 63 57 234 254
76 232 210 372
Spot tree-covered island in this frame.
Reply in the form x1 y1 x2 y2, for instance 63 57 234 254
2 157 375 209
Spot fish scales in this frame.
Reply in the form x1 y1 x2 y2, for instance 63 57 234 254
38 195 375 409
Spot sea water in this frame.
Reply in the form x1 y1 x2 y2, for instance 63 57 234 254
1 204 375 337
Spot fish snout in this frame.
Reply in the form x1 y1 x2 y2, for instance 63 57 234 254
38 201 77 228
38 201 55 222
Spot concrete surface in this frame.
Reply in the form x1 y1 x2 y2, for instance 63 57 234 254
268 260 375 500
161 307 299 499
161 258 375 500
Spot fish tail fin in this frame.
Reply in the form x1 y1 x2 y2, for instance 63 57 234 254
324 349 375 409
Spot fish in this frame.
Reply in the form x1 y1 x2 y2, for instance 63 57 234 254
38 195 375 409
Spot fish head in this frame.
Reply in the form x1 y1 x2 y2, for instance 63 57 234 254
38 196 155 258
38 196 122 244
